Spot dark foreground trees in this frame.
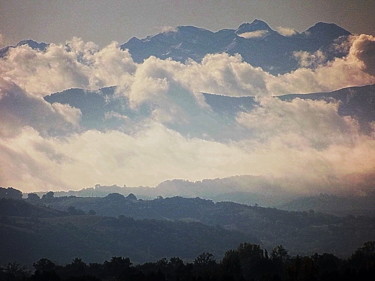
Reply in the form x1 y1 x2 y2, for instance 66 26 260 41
1 241 374 281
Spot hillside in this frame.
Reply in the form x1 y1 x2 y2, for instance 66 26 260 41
36 194 375 257
0 197 65 217
0 199 257 265
279 193 375 216
44 84 375 138
121 20 350 74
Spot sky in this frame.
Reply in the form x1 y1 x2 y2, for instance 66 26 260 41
0 0 374 47
0 0 374 195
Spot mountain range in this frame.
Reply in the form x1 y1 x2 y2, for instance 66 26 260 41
44 177 375 217
121 20 350 74
44 84 375 135
1 20 351 75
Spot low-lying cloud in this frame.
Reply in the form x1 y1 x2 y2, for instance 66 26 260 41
1 34 374 99
276 26 298 37
237 30 269 39
0 78 81 137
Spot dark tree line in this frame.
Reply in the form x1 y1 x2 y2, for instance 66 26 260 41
0 187 22 200
1 241 374 281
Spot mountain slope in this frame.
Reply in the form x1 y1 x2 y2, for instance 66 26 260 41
279 84 375 129
0 39 48 57
121 20 351 74
0 198 66 217
0 21 351 75
44 84 375 135
278 193 375 216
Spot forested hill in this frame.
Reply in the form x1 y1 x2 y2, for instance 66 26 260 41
0 198 257 265
19 191 375 258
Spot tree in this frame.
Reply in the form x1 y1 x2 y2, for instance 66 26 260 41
42 191 54 201
33 258 56 273
33 258 59 281
168 257 184 269
67 206 85 215
222 249 241 277
27 193 41 202
350 241 375 271
271 245 289 262
104 257 132 277
357 241 375 256
222 243 269 281
126 193 137 200
67 258 87 273
167 258 186 280
194 252 215 265
9 187 23 200
193 253 217 280
105 193 125 201
3 262 28 281
237 243 264 261
0 187 22 199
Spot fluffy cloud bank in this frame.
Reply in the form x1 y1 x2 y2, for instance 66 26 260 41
0 78 81 137
0 34 374 195
0 103 373 195
276 26 298 37
236 97 375 195
269 34 375 94
0 123 253 190
1 34 374 98
0 38 136 96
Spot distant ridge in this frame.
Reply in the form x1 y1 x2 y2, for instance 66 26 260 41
0 21 351 75
44 84 375 133
0 39 48 57
121 20 351 74
235 19 274 34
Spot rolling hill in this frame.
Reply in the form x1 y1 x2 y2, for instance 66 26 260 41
0 198 258 265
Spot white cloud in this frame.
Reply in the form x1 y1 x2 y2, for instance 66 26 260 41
104 111 129 121
159 26 178 34
276 26 298 37
0 78 81 137
0 102 373 196
237 30 268 39
0 123 250 191
234 97 375 195
267 35 375 95
122 56 170 108
293 50 326 68
0 38 136 97
51 102 82 126
349 34 375 75
236 97 359 149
